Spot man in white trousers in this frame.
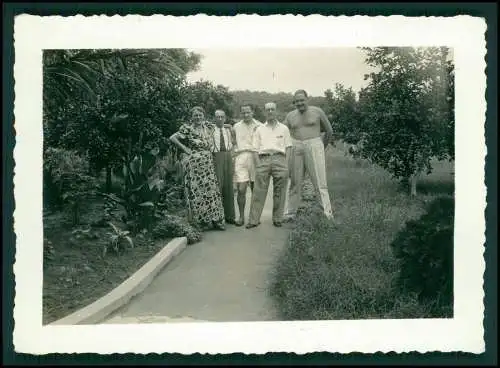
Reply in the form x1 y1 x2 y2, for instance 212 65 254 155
284 89 335 221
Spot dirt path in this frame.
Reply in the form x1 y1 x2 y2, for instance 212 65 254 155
103 182 289 323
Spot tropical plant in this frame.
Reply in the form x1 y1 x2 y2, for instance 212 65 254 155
43 48 197 104
121 145 165 232
103 221 134 256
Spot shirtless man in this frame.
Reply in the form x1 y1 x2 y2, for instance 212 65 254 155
284 89 334 220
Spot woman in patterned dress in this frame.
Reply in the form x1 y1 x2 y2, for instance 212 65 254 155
169 106 226 231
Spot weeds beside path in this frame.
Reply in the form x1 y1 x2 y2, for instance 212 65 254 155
269 146 454 320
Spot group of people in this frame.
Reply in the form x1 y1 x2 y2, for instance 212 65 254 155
169 89 335 231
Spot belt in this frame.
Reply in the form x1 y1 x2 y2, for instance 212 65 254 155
259 152 285 157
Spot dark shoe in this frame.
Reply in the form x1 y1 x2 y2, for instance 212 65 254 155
226 219 236 225
235 219 244 227
273 221 282 227
245 223 259 229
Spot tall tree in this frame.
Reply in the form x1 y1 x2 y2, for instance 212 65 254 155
43 48 202 191
353 47 454 196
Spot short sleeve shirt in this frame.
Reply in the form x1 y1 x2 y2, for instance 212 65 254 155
253 122 292 155
233 119 263 153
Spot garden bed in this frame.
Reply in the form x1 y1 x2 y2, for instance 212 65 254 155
43 196 175 324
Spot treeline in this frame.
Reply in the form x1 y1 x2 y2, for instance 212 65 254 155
229 90 327 122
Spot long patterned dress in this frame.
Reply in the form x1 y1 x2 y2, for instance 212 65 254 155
178 122 225 228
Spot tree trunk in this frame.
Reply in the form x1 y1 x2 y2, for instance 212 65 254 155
409 174 418 197
72 202 80 226
105 165 112 193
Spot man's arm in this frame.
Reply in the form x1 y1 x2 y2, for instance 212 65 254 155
252 127 261 167
283 126 293 171
317 107 334 147
283 111 291 129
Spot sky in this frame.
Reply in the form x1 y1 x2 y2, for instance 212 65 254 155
186 48 376 97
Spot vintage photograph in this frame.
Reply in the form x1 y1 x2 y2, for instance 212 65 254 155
13 14 486 355
41 47 455 325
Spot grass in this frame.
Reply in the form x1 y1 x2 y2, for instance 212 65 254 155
268 145 455 320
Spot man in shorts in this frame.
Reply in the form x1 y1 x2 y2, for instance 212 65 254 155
231 104 263 226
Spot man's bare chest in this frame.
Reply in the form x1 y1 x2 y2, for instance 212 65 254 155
289 111 320 130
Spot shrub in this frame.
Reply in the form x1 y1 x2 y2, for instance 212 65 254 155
43 147 98 225
103 222 134 256
152 213 202 244
390 196 454 315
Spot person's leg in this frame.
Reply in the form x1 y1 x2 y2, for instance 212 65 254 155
247 156 271 227
233 153 250 226
236 182 248 225
248 153 256 193
285 142 305 220
304 138 333 219
222 152 235 223
271 155 289 225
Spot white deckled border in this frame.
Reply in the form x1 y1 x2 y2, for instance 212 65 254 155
12 14 487 355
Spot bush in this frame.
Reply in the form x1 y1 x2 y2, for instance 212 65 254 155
43 147 98 224
390 196 454 315
152 213 202 244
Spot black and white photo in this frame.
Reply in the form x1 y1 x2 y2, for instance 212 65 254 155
13 14 487 355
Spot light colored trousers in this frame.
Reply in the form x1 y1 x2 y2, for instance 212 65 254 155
286 137 333 218
248 153 289 225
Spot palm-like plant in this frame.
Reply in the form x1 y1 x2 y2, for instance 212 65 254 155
43 48 187 104
103 221 134 256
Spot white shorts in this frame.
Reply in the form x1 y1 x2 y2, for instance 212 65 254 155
233 151 255 183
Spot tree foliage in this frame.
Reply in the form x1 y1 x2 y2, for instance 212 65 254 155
324 84 360 144
349 47 454 182
43 49 202 177
183 80 235 120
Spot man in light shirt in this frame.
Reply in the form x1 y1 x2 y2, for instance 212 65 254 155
213 110 235 224
284 89 334 221
246 102 292 229
231 104 263 226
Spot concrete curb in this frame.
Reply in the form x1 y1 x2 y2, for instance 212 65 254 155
49 237 188 325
